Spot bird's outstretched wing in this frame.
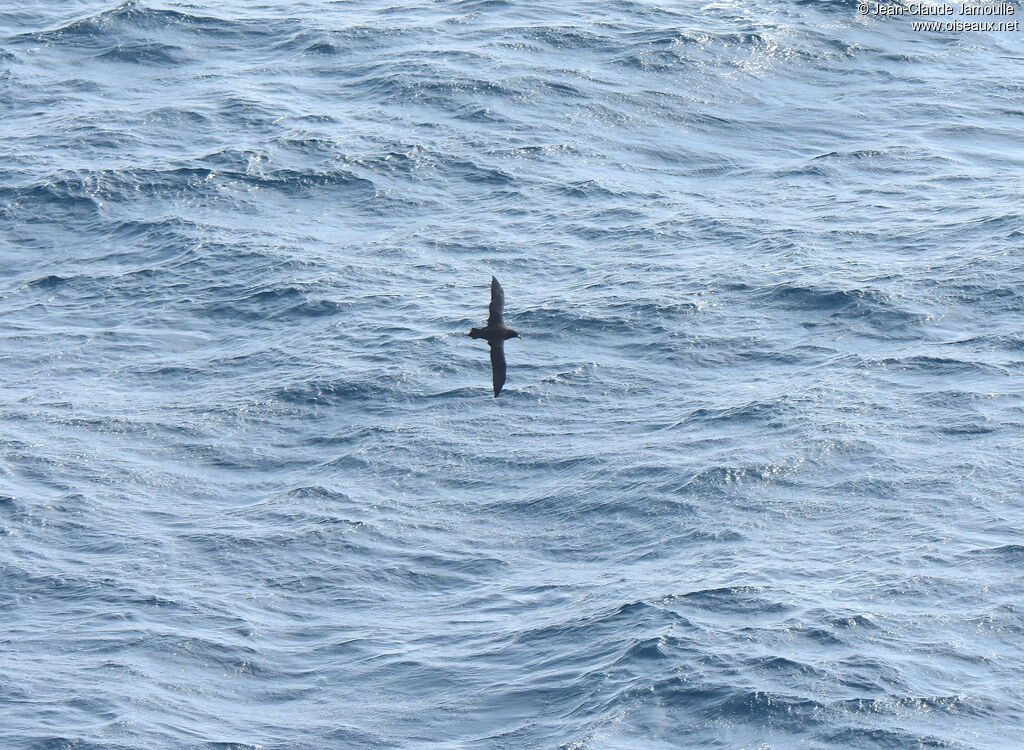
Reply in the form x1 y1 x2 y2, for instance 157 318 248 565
489 340 506 397
487 276 504 327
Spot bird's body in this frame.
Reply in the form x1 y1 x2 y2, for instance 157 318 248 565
469 276 519 396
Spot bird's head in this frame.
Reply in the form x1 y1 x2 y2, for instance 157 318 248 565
506 329 520 340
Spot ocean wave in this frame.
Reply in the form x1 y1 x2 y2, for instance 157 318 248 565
757 281 926 328
274 378 395 407
963 544 1024 564
3 0 1022 746
15 1 237 46
93 41 188 65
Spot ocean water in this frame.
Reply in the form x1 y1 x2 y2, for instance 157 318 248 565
2 0 1023 747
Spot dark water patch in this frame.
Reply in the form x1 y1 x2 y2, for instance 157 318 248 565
427 384 484 400
208 96 290 131
303 40 341 55
554 179 625 200
275 379 395 407
369 68 522 110
839 694 986 718
276 135 342 158
666 586 791 617
873 355 1003 377
446 158 517 186
796 626 846 646
314 727 388 748
686 399 791 426
936 421 996 435
615 634 696 665
618 28 702 50
940 280 1024 310
187 149 380 196
224 511 373 545
263 572 371 597
348 147 433 178
93 42 188 65
1 169 221 212
14 1 238 47
823 475 902 501
516 25 618 53
746 655 826 679
272 298 346 320
758 281 923 328
819 727 964 748
105 215 208 248
297 428 382 449
515 306 660 337
673 527 745 546
612 46 697 73
810 148 903 169
23 738 128 750
831 613 880 630
832 655 908 693
489 488 700 535
178 528 369 564
145 106 212 128
453 105 510 124
509 599 696 652
198 285 343 323
3 565 122 605
675 459 802 500
622 676 825 729
240 167 377 195
0 182 102 221
372 562 493 593
400 552 509 585
962 544 1024 564
715 688 825 726
453 0 514 9
282 485 353 503
25 275 71 290
250 509 371 540
197 147 269 170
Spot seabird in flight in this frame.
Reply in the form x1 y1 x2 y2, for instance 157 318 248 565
468 276 520 396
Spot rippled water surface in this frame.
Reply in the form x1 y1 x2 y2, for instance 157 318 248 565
2 1 1023 747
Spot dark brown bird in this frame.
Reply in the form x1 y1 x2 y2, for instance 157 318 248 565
468 276 520 396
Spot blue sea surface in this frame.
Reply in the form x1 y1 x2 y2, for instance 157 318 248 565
2 1 1024 747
